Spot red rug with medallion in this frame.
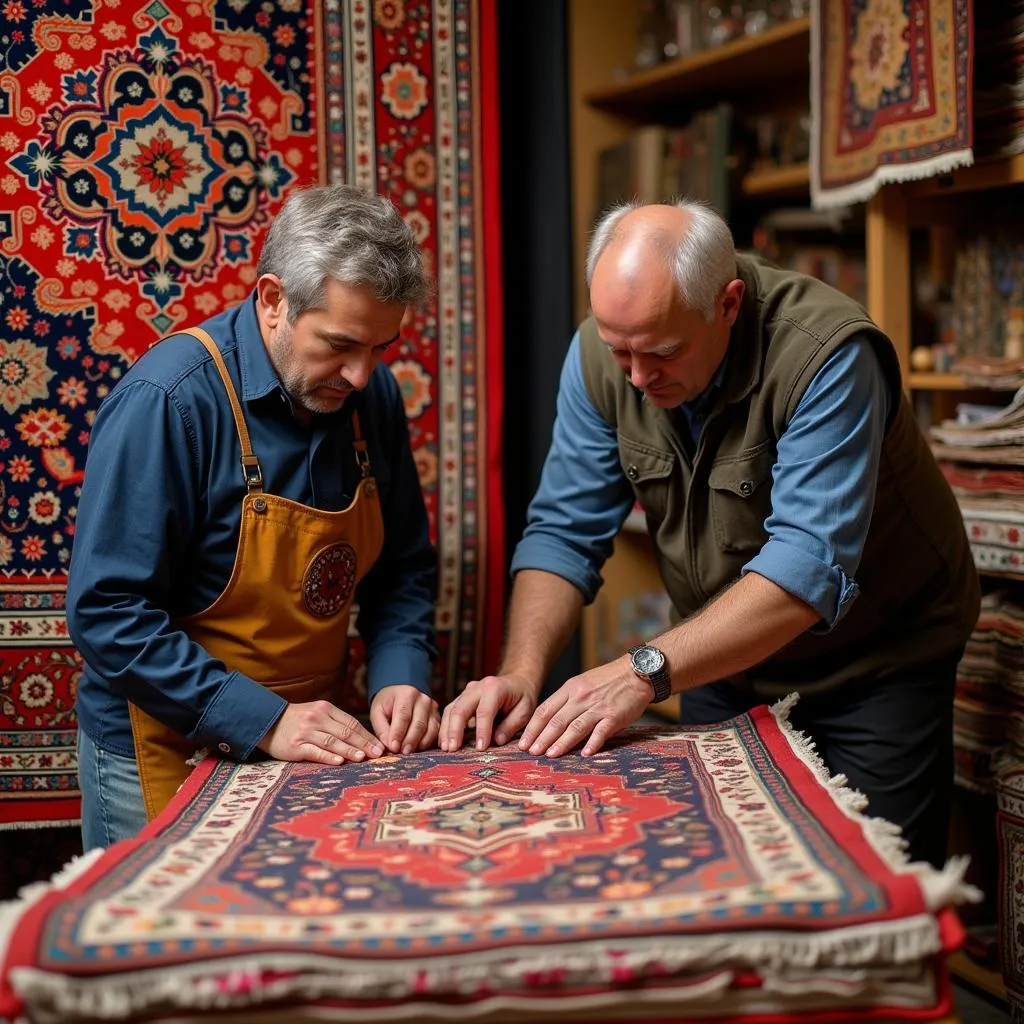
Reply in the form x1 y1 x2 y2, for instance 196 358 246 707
811 0 974 208
0 0 504 829
0 703 975 1022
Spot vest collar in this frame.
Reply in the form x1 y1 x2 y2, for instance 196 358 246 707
720 254 766 408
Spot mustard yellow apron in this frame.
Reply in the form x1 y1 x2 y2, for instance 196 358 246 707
128 327 384 819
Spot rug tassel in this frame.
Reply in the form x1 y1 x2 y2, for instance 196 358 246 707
771 693 983 908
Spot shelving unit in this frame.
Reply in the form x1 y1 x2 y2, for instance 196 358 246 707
585 16 809 115
906 372 968 391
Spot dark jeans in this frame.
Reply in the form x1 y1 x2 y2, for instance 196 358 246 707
679 655 960 868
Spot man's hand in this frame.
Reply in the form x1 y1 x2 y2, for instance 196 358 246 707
439 673 538 752
257 700 385 764
518 656 652 757
370 685 440 754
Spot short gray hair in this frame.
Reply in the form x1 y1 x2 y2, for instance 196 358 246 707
257 184 429 321
586 199 736 321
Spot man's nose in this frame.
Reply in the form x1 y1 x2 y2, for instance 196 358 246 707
630 359 656 389
344 352 375 390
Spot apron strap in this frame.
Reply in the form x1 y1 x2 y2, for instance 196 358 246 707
184 327 264 493
351 410 372 478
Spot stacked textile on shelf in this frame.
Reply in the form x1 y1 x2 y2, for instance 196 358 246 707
952 591 1024 793
0 702 977 1024
932 390 1024 577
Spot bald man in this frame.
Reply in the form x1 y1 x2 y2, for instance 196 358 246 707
441 200 978 867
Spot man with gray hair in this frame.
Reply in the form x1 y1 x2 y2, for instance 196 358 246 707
68 184 438 846
440 199 978 867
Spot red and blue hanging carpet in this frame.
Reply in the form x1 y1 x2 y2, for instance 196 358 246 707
0 0 504 830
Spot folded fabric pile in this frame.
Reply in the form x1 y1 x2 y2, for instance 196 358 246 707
932 390 1024 576
954 590 1024 793
0 699 977 1023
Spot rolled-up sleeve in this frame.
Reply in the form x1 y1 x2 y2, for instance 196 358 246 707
741 335 890 629
510 333 634 602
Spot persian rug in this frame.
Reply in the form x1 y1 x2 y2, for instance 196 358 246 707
0 701 975 1022
997 760 1024 1021
810 0 975 209
0 0 505 828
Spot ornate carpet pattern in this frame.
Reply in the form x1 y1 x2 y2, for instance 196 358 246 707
0 703 972 1022
0 0 504 828
811 0 974 209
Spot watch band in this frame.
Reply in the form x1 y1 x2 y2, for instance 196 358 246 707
628 644 672 704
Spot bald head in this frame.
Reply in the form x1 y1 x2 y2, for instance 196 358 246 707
586 200 738 322
589 206 694 327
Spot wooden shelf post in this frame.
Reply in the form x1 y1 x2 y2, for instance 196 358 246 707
866 185 912 379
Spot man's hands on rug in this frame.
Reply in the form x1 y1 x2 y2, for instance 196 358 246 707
258 701 385 764
439 673 538 752
370 685 440 755
519 656 651 758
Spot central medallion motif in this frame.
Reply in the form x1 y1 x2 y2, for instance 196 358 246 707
98 110 215 221
372 778 588 856
276 759 680 886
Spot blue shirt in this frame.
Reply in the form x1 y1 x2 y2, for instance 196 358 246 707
68 295 437 759
510 332 891 629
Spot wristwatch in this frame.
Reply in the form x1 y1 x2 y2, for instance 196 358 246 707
628 644 672 704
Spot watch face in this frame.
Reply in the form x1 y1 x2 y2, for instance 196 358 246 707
633 646 665 674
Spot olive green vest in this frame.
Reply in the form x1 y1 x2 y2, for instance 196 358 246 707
580 254 980 696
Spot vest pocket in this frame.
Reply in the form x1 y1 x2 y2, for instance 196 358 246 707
708 445 775 553
619 437 676 523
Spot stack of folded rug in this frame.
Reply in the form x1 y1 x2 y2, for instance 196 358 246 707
0 698 978 1023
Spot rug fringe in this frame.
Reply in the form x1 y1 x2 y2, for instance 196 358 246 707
0 846 105 1012
7 917 951 1019
0 819 81 832
769 695 983 910
811 148 975 209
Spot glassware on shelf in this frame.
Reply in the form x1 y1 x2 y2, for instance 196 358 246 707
744 0 771 36
665 0 700 59
700 0 744 49
635 0 669 69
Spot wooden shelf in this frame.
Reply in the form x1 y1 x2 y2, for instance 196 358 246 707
907 372 968 390
948 951 1007 1004
905 154 1024 199
978 567 1024 583
741 162 809 197
585 17 809 116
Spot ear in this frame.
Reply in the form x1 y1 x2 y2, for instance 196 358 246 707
256 274 288 329
719 278 745 328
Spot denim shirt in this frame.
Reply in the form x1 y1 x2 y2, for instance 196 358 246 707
68 294 437 758
511 332 890 628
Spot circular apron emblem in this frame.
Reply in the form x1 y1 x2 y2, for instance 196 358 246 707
303 543 357 618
